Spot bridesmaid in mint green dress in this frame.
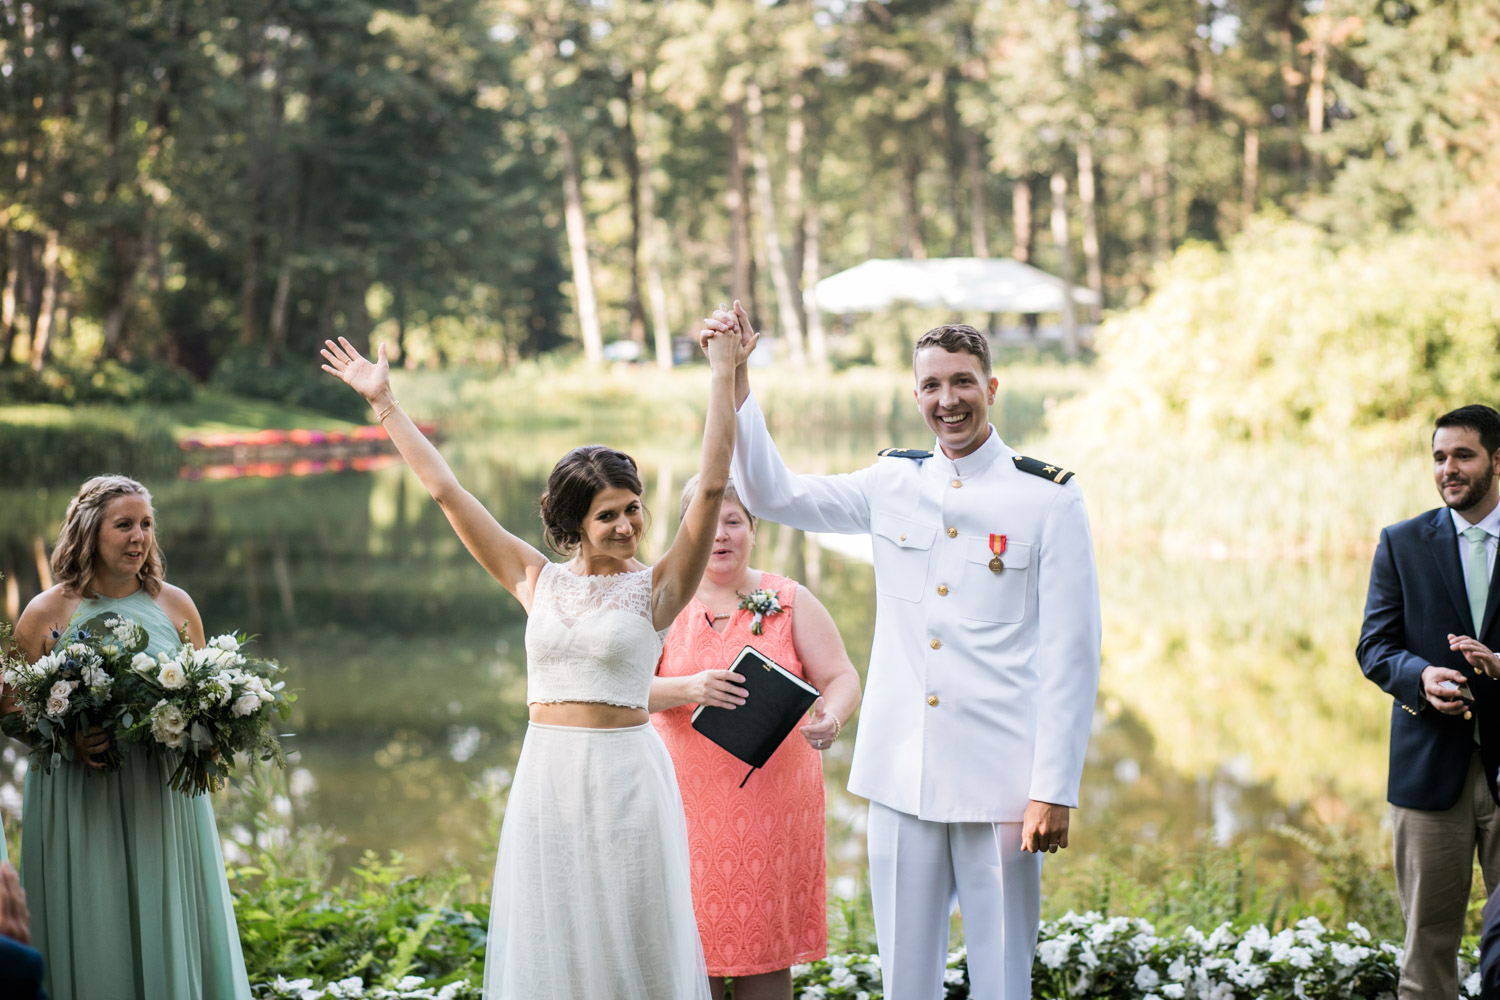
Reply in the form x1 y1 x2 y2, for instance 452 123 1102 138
2 475 250 1000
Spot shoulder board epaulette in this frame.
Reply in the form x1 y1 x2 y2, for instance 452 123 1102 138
877 447 932 460
1013 455 1075 484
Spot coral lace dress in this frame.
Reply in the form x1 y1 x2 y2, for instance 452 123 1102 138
652 573 828 976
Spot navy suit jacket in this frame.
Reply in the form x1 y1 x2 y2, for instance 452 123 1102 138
1357 507 1500 811
0 934 46 1000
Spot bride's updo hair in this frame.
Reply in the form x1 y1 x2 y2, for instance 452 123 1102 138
539 445 646 554
51 474 165 598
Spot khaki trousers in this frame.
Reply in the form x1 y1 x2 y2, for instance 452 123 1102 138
1393 748 1500 1000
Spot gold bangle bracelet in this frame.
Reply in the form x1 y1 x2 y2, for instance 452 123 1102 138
375 398 400 422
830 714 842 742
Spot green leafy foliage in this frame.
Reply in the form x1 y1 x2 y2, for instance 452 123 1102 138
210 349 372 423
232 853 488 988
1054 220 1500 449
0 359 196 406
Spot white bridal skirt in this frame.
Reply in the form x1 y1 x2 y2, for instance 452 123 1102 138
484 721 711 1000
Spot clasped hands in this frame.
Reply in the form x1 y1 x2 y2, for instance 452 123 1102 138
699 301 755 356
1421 633 1500 715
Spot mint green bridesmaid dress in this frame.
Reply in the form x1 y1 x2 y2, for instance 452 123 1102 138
21 590 251 1000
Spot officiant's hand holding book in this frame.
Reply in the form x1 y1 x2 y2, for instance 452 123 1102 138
692 646 820 780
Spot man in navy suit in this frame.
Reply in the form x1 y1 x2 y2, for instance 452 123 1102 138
1359 404 1500 999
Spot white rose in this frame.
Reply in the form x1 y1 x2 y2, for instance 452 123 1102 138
149 700 188 746
232 694 261 718
211 635 240 653
131 653 156 674
50 680 76 700
157 662 187 690
45 695 69 716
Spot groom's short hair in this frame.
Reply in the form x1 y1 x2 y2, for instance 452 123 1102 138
912 324 991 377
1435 405 1500 455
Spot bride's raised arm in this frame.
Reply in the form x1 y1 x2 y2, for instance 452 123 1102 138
650 321 755 630
321 338 548 609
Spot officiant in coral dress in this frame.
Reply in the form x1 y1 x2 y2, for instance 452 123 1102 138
651 476 862 1000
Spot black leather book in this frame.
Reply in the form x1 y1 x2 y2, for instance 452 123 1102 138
691 645 820 772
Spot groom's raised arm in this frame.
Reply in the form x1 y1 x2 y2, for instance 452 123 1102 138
731 390 874 536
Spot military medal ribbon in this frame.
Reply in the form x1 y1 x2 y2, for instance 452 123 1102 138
988 533 1006 573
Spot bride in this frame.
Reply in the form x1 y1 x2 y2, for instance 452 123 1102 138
321 321 750 999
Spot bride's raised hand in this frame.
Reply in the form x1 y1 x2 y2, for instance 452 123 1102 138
320 337 391 404
729 300 759 358
703 318 753 374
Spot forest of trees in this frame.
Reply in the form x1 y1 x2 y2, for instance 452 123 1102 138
0 0 1495 377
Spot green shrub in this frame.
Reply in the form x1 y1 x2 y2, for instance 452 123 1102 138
211 348 370 422
0 409 179 482
1053 220 1500 449
0 358 196 406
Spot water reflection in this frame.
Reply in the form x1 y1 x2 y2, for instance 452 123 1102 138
0 422 1387 890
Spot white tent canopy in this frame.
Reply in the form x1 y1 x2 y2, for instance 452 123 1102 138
814 257 1099 315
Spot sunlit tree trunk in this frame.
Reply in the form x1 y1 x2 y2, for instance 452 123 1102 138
746 82 805 365
785 81 808 336
967 128 989 258
1076 136 1103 323
802 147 827 367
1279 19 1305 182
1049 169 1079 357
727 100 754 316
632 67 672 370
238 19 271 349
1013 176 1038 336
1306 18 1329 185
0 230 31 367
266 158 306 367
558 128 604 365
29 232 60 371
900 150 926 259
1242 126 1260 220
623 72 648 349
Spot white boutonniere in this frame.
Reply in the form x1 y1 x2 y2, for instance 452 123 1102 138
737 588 783 635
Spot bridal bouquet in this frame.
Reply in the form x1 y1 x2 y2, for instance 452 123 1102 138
114 630 292 795
0 613 143 773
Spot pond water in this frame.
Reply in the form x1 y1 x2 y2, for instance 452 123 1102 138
0 407 1396 906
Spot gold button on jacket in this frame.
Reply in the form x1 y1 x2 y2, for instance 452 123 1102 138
951 479 962 488
947 527 957 538
929 639 942 650
927 695 939 707
937 585 949 596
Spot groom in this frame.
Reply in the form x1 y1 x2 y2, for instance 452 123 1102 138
709 306 1100 999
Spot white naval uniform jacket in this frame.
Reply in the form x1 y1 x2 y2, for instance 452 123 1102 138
732 393 1102 822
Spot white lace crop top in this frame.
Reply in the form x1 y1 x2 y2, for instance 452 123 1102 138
525 561 668 710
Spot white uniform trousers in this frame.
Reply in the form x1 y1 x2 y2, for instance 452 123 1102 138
868 802 1042 1000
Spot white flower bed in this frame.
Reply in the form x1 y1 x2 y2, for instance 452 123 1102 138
256 977 480 1000
250 912 1487 1000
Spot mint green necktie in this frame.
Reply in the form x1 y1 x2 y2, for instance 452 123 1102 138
1464 525 1490 633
